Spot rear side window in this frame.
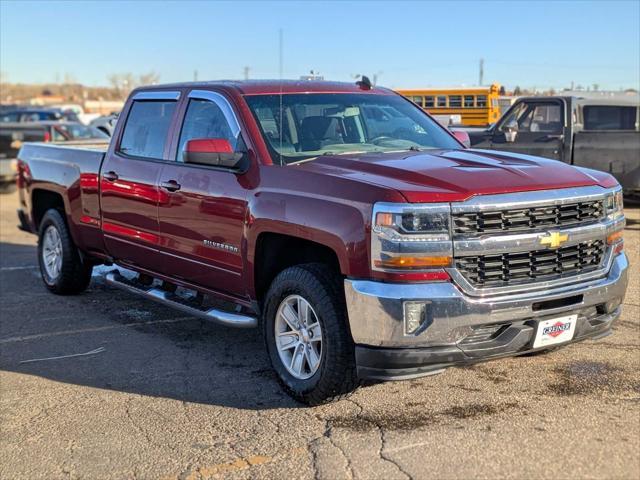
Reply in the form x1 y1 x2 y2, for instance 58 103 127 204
119 100 177 159
583 106 637 131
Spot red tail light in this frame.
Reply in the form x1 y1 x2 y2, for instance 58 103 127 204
43 131 51 142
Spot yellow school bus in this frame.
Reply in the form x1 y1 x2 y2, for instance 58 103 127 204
396 84 502 126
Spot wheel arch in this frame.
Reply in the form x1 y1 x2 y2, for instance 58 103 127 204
252 232 343 306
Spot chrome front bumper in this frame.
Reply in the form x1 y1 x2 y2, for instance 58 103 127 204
345 253 628 349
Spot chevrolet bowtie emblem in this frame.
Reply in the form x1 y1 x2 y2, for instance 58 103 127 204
540 231 569 249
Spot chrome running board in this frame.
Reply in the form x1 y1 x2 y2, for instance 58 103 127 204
105 270 257 328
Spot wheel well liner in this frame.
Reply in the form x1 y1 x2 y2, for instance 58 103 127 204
32 189 65 229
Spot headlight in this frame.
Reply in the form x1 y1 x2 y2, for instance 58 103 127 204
605 189 623 220
371 203 452 276
604 188 625 255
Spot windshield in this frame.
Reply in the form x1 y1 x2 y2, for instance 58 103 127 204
245 93 461 164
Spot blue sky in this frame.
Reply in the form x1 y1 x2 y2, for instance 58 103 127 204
1 0 639 90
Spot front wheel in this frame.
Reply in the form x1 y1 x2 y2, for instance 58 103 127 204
263 264 359 405
38 209 93 295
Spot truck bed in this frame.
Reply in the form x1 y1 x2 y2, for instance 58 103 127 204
18 142 109 253
19 141 107 170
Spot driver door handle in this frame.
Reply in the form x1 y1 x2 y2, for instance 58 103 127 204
160 180 181 192
542 134 564 141
103 171 119 182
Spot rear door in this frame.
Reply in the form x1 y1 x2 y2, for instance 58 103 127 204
100 91 180 269
156 89 249 298
490 99 566 160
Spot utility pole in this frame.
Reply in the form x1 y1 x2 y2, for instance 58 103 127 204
193 70 198 82
479 58 484 86
243 66 250 80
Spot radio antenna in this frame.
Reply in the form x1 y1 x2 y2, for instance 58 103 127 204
278 28 284 166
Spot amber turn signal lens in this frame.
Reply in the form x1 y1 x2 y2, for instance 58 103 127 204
606 231 623 245
374 256 452 269
375 212 394 227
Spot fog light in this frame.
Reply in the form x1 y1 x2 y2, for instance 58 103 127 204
404 302 430 335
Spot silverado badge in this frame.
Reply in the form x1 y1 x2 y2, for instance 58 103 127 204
540 231 569 249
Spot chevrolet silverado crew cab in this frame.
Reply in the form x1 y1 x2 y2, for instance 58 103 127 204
16 80 628 404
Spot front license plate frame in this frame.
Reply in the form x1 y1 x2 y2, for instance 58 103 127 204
532 314 578 349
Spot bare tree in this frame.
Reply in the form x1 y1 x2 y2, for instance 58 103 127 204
138 71 160 86
107 72 160 96
63 73 77 85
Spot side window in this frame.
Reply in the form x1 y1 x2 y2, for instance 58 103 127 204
424 96 435 108
499 102 528 131
583 106 637 131
410 96 423 107
177 99 236 161
476 95 487 107
119 100 177 159
464 95 475 107
436 96 447 107
52 126 69 141
449 95 462 108
0 112 20 122
520 104 562 133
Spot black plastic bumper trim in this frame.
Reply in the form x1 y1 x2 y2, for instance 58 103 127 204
355 310 619 381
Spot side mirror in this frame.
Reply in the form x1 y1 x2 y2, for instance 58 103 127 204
502 120 518 143
451 130 471 148
183 138 243 169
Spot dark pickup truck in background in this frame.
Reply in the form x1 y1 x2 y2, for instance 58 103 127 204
16 80 628 404
468 96 640 197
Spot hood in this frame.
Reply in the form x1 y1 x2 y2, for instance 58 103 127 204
296 148 611 203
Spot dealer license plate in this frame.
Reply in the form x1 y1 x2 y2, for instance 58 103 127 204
532 314 578 349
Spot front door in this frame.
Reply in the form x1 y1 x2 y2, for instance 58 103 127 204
490 99 565 161
100 93 179 269
156 90 249 298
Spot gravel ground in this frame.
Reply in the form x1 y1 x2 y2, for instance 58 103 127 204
0 190 638 480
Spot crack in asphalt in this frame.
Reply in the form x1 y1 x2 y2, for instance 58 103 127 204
347 397 413 480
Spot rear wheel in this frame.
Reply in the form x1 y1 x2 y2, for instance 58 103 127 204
263 263 359 405
37 209 93 294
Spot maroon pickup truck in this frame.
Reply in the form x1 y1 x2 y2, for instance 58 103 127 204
16 80 628 404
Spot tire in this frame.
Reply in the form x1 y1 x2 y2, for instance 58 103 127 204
263 263 359 405
37 209 93 295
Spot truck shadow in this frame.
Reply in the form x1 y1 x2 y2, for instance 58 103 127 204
0 242 302 410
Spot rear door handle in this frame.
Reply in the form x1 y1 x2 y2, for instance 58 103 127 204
103 171 119 182
160 180 181 192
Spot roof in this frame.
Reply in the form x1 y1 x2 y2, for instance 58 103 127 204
2 107 63 113
134 79 392 95
572 97 639 107
396 85 499 93
518 95 639 107
0 120 84 127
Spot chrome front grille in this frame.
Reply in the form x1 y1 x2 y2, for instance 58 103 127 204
455 240 606 288
452 200 604 235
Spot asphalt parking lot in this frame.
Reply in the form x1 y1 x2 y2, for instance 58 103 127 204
0 190 638 480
